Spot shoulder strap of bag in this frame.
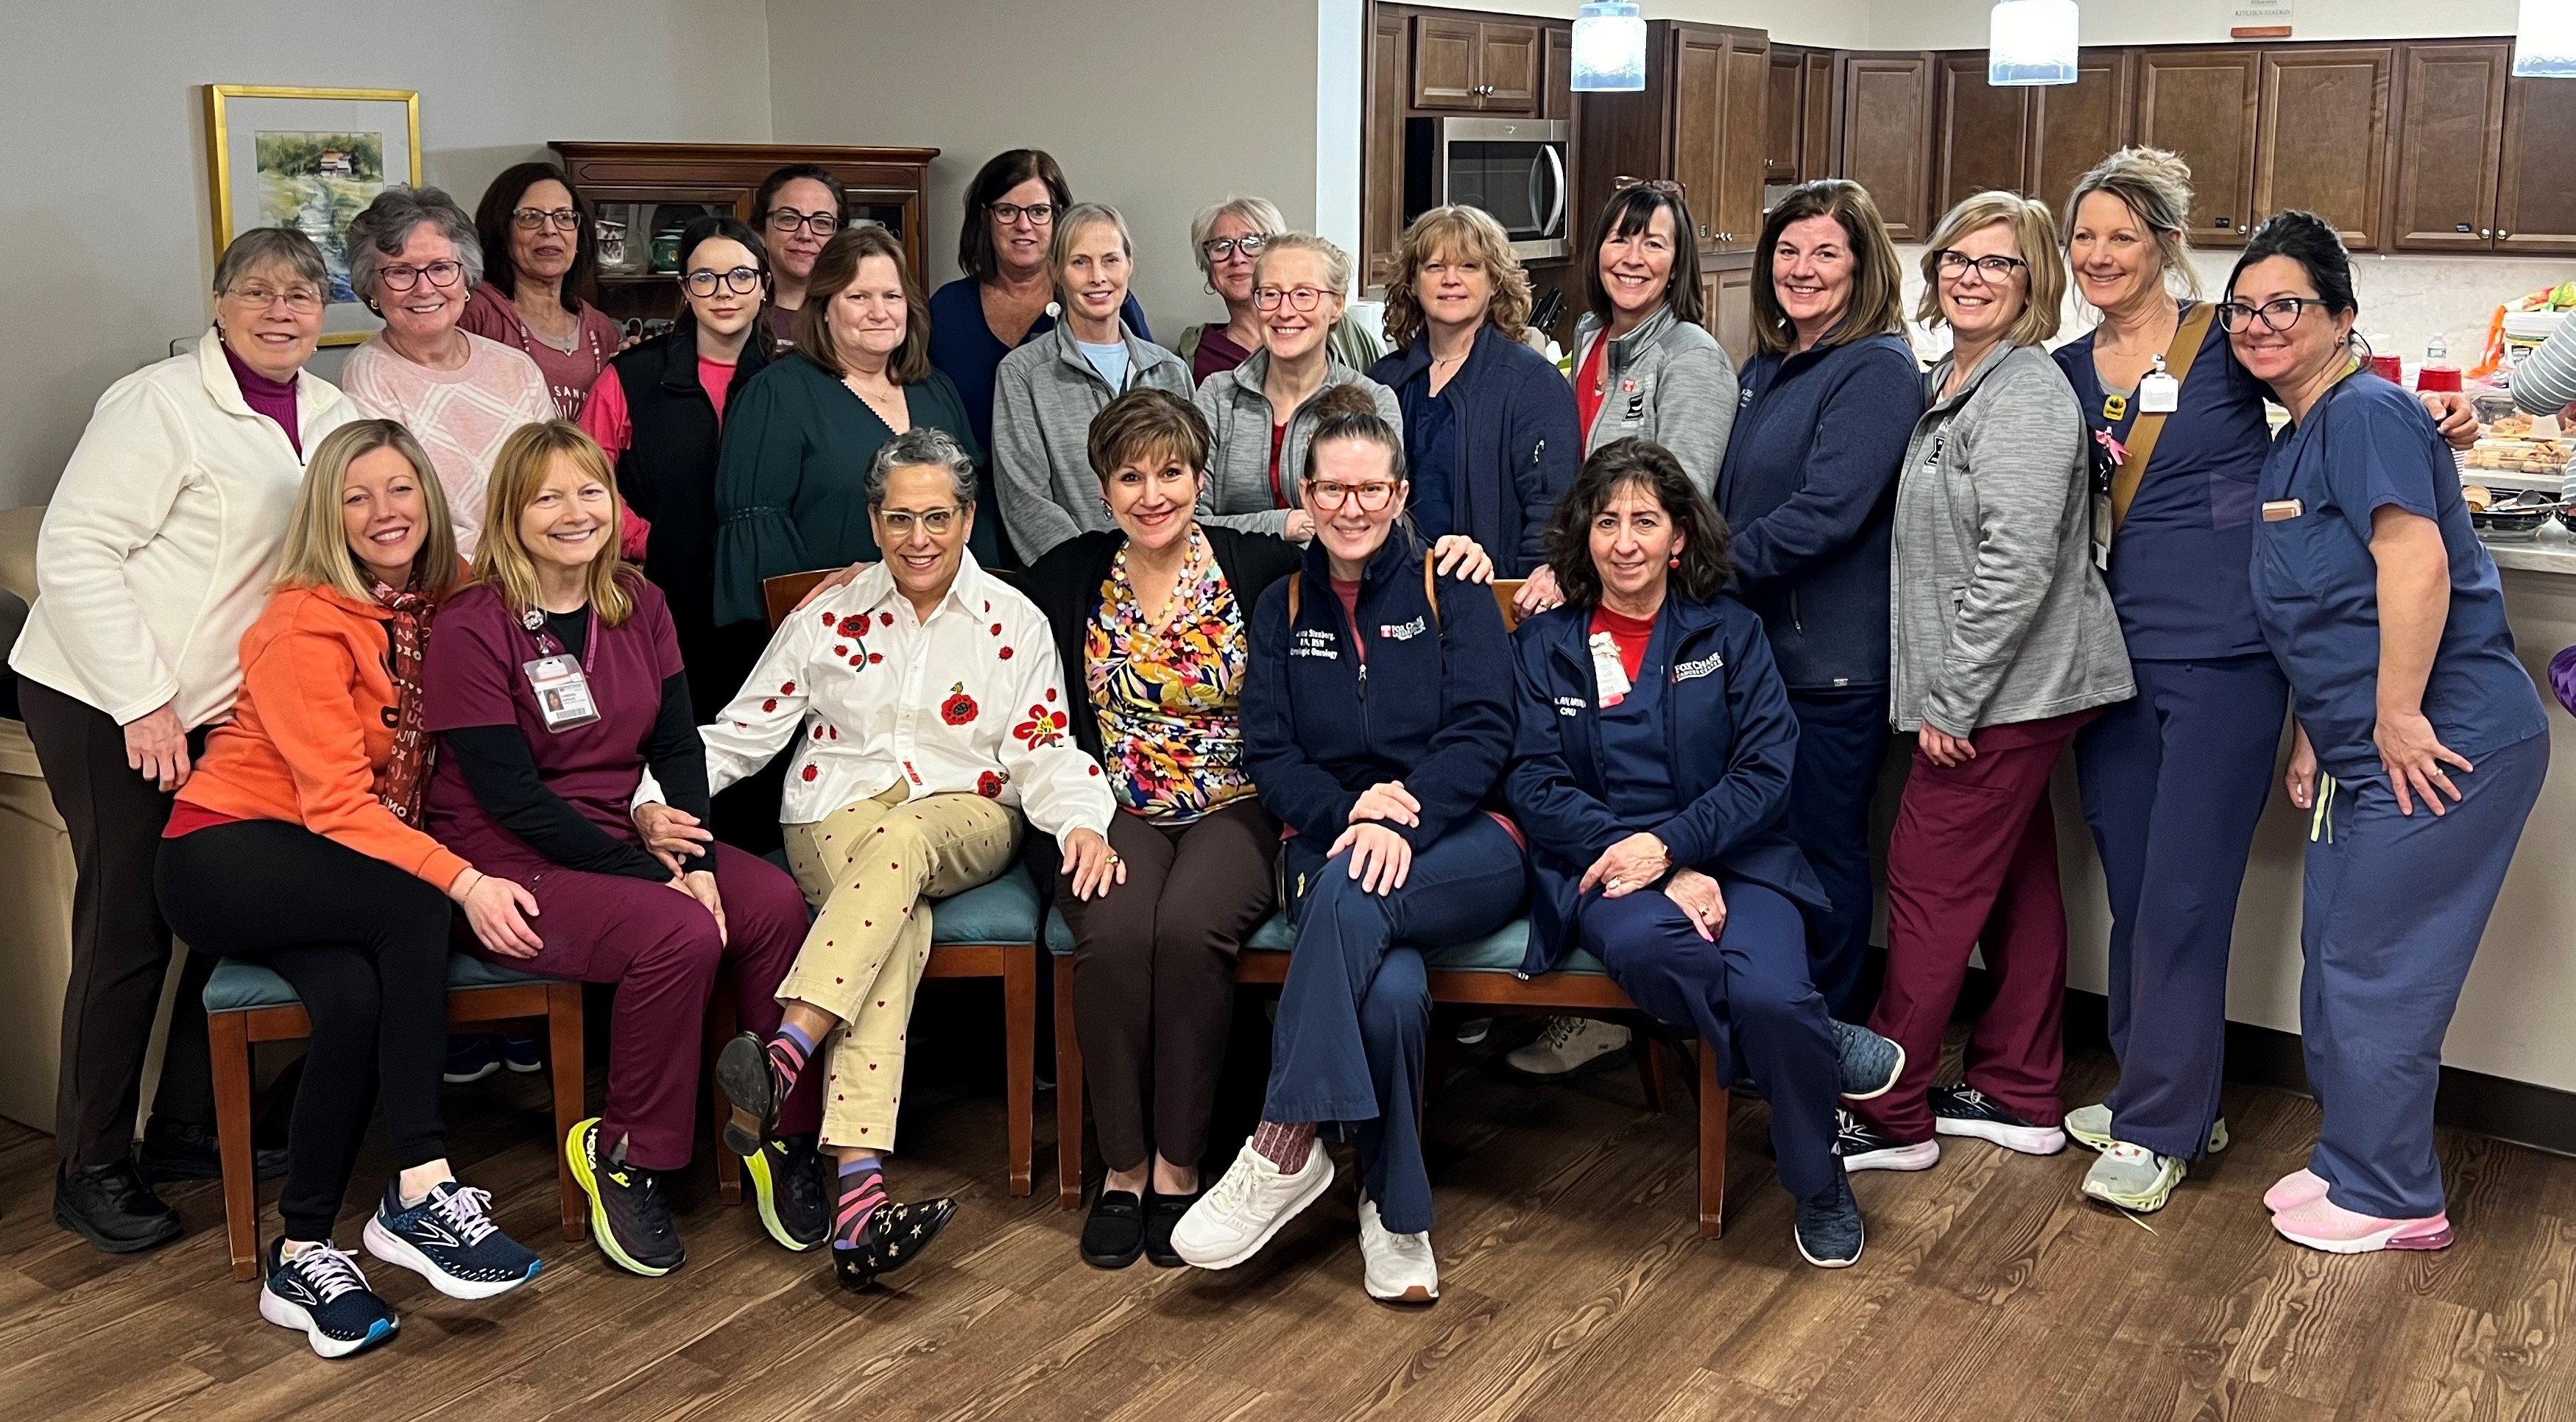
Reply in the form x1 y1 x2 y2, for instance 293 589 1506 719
1287 570 1300 624
2109 300 2218 532
1422 553 1442 633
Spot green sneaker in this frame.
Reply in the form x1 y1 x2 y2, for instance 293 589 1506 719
2081 1142 2186 1212
2064 1103 2229 1156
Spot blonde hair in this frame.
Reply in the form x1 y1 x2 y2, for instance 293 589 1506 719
2065 146 2201 303
1916 191 2067 347
1380 205 1532 349
1049 202 1134 277
1251 231 1355 302
275 419 460 601
471 421 635 627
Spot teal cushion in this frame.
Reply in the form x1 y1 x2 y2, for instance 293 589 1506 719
1048 909 1603 977
929 871 1041 945
202 952 560 1014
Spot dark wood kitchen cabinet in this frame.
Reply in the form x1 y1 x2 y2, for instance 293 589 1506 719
2033 49 2135 214
2495 66 2576 254
2135 48 2262 245
1934 53 2033 213
1577 22 1769 258
1411 15 1542 113
2390 43 2509 252
1836 52 1938 241
2254 46 2392 250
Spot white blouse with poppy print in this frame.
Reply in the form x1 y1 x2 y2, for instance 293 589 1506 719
699 552 1116 841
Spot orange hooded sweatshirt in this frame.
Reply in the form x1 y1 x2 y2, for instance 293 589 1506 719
172 580 471 891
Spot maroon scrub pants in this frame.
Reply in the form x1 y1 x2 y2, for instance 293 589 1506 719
1855 708 2099 1144
461 842 822 1170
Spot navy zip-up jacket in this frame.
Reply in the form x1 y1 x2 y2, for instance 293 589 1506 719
1240 531 1514 852
1371 324 1581 577
1715 333 1923 690
1504 594 1828 974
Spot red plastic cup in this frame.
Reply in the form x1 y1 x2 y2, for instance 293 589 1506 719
2369 353 2404 383
2418 363 2463 393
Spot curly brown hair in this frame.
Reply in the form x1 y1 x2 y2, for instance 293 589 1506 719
1542 439 1734 608
1379 205 1532 350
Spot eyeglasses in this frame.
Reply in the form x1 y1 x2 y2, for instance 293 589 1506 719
766 208 841 236
684 266 765 296
875 505 962 537
1201 234 1268 261
989 202 1056 227
512 207 582 232
377 261 465 292
225 283 325 314
2216 297 2329 333
1255 286 1330 312
1305 480 1399 512
1934 250 2029 281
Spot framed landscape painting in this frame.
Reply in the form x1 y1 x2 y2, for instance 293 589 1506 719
205 86 421 345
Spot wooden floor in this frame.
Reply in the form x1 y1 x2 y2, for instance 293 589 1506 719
4 1014 2575 1421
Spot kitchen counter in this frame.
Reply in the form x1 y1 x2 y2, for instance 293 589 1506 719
2481 519 2576 576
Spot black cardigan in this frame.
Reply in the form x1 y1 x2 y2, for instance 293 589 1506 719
1020 523 1304 766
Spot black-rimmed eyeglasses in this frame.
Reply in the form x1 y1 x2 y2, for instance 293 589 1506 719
1933 250 2028 281
989 202 1056 227
2216 297 2328 333
684 266 766 296
1202 234 1269 261
766 208 841 236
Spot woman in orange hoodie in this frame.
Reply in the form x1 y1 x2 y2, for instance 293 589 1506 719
154 419 545 1359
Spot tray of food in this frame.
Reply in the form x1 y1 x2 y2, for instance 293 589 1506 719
2465 436 2572 475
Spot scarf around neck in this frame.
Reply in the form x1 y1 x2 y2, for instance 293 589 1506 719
370 571 437 822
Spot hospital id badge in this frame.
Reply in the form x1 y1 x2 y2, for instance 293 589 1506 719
2090 489 2114 570
1589 632 1632 707
523 655 601 732
2139 364 2179 414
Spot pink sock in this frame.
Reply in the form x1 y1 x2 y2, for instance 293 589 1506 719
1251 1120 1316 1173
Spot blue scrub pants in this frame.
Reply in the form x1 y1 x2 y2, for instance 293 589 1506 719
1263 816 1527 1235
2075 654 2288 1159
1785 687 1893 1022
2301 731 2545 1219
1579 876 1841 1203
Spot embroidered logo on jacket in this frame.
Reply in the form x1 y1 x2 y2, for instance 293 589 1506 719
1379 616 1426 642
1553 695 1587 717
1291 629 1338 659
1673 652 1726 682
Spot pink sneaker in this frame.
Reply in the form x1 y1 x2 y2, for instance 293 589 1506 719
2270 1194 2453 1253
2262 1168 2330 1214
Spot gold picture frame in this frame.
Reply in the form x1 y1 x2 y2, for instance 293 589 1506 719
205 85 422 346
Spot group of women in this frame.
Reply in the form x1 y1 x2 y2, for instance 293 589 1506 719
7 131 2549 1357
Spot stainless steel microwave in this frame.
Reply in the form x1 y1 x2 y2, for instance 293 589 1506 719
1405 116 1570 261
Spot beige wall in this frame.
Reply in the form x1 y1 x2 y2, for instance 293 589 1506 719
0 0 773 511
1868 0 2522 49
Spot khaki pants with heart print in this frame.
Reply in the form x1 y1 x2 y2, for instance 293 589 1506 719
778 779 1023 1150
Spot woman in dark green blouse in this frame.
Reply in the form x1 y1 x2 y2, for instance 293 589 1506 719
713 225 986 627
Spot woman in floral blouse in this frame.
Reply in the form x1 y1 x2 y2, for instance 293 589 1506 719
1024 388 1302 1270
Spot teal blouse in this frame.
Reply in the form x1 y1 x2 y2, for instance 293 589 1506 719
711 353 988 626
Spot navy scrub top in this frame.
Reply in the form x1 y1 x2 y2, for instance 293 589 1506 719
1598 616 1684 824
1398 369 1460 543
2251 373 2545 778
2053 304 2270 660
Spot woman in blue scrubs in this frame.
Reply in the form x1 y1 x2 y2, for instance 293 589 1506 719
2232 211 2547 1254
2054 151 2480 1214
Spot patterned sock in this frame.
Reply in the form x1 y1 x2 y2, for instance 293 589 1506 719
1250 1120 1317 1174
831 1156 888 1251
765 1021 819 1095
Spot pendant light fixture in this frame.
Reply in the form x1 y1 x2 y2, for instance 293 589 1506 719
2516 0 2576 77
1989 0 2080 86
1572 1 1648 93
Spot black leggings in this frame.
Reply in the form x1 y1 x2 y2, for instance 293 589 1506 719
156 820 453 1242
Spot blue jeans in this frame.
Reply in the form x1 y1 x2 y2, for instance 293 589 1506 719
1264 816 1526 1234
1785 687 1891 1022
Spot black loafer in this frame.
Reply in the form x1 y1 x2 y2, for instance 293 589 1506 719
833 1197 958 1292
54 1161 183 1254
1143 1189 1198 1268
1081 1189 1145 1269
137 1120 289 1184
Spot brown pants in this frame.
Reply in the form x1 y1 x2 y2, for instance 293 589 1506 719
1056 799 1277 1173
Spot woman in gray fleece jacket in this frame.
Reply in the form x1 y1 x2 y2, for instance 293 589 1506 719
1841 192 2134 1176
1568 183 1739 496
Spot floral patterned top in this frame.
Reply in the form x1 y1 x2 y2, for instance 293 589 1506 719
1084 528 1255 822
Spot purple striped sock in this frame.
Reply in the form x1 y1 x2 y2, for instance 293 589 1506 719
766 1022 817 1092
832 1156 887 1251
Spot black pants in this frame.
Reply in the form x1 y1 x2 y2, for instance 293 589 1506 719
688 616 787 857
18 678 215 1170
1783 686 1893 1023
156 820 452 1242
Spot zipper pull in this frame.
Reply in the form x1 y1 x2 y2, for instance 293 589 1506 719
1355 663 1368 699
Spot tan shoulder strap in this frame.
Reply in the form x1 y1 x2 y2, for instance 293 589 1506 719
1422 553 1442 632
1288 570 1301 624
2109 300 2217 532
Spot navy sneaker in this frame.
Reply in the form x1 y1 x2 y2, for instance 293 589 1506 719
261 1237 397 1359
1835 1108 1940 1172
1930 1083 2067 1156
443 1036 499 1084
362 1180 543 1300
743 1134 829 1252
1793 1172 1866 1268
1830 1020 1905 1101
499 1035 544 1075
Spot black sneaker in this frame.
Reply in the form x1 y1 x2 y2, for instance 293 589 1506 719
1929 1083 2067 1156
1143 1189 1198 1269
1080 1189 1145 1269
1793 1172 1865 1269
714 1032 787 1159
362 1179 543 1299
260 1237 398 1359
833 1197 958 1292
54 1160 183 1253
744 1134 828 1252
136 1119 289 1184
566 1118 685 1276
499 1035 544 1074
1834 1108 1940 1172
443 1035 501 1084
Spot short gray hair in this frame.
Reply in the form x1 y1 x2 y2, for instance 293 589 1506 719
866 427 977 509
1189 195 1287 278
212 228 329 297
345 185 484 303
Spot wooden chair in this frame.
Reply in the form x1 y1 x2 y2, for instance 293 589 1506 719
759 569 1041 1195
1048 577 1732 1237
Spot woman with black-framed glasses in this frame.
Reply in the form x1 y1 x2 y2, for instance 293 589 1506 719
461 162 625 420
752 164 847 346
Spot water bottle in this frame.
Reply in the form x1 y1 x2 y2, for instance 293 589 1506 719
2418 333 2461 394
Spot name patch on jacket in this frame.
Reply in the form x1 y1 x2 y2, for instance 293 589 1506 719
1673 652 1725 682
1291 629 1339 659
1378 615 1427 642
1553 695 1587 717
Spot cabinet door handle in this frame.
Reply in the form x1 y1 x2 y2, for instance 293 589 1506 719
1700 224 1709 238
2483 228 2494 238
2500 230 2513 240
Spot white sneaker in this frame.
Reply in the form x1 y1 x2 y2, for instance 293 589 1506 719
1171 1140 1334 1270
1357 1196 1438 1304
1506 1016 1631 1077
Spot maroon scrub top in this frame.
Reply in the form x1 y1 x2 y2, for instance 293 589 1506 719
421 575 685 871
